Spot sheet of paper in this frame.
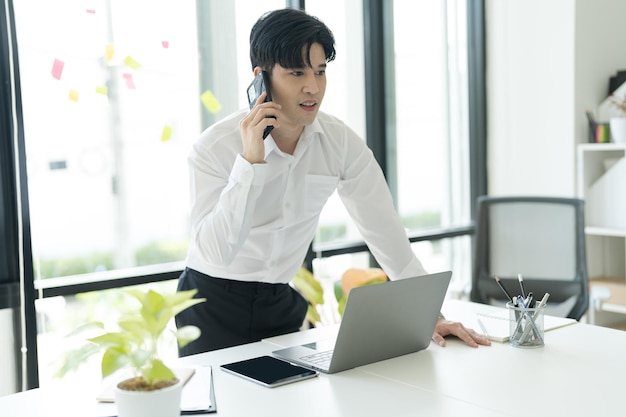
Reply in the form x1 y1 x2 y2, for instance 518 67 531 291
180 366 214 412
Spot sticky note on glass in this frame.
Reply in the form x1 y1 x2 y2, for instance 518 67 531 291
105 43 115 63
161 125 173 142
95 85 108 95
51 59 64 80
123 56 141 70
161 40 169 48
201 90 221 113
122 73 136 89
68 89 79 102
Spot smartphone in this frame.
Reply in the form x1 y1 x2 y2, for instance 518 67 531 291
220 355 318 388
246 71 275 139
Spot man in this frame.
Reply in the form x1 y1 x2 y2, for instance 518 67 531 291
175 8 490 356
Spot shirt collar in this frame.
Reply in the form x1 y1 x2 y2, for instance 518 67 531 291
263 117 325 159
263 135 281 159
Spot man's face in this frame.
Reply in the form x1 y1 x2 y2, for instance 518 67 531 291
268 42 327 130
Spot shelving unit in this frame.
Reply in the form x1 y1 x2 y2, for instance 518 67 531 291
577 143 626 322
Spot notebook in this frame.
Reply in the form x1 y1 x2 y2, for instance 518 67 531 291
272 270 452 374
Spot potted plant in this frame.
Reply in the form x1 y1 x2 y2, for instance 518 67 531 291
609 92 626 144
58 287 205 417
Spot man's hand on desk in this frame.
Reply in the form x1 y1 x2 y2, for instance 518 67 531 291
432 317 491 348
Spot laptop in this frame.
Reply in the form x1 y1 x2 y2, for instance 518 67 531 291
272 270 452 374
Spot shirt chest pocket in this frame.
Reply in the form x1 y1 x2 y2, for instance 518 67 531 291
299 174 339 219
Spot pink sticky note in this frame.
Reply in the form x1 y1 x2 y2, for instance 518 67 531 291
86 9 96 14
122 73 136 89
161 40 169 49
51 59 64 80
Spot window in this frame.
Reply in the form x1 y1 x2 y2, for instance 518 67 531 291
309 1 473 288
14 1 284 285
391 0 472 287
392 0 470 230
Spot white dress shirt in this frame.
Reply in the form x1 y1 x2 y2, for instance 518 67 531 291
185 108 427 284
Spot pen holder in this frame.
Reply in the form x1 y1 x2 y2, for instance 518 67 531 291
506 301 545 348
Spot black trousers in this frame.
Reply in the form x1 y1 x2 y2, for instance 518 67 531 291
175 267 308 357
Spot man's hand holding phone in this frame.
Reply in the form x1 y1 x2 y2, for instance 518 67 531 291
240 71 280 163
241 92 280 163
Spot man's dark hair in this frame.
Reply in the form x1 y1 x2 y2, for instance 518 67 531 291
250 8 336 72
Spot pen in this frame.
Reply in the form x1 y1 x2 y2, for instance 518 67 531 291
511 296 521 329
519 293 550 343
525 291 533 308
494 276 514 302
517 273 527 298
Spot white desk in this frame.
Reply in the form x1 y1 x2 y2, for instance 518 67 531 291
2 300 625 416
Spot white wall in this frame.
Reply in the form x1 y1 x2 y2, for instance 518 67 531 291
486 0 626 196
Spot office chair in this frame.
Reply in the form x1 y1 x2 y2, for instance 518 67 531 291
470 196 589 320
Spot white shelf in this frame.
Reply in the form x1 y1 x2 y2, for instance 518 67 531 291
602 303 626 315
578 143 626 324
578 143 626 151
585 226 626 237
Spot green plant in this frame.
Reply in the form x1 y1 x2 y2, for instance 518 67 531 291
291 267 324 325
58 288 205 390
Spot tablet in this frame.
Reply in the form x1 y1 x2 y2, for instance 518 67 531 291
220 355 318 388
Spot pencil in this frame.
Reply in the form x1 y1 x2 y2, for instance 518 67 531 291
494 276 514 302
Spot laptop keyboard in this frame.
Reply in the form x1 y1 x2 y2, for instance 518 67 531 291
300 350 333 367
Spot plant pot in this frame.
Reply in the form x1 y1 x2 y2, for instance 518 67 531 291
114 378 183 417
609 117 626 144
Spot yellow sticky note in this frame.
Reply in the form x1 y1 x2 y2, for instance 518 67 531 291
161 125 173 142
123 55 141 70
105 43 115 63
68 89 79 102
201 90 222 114
95 85 108 95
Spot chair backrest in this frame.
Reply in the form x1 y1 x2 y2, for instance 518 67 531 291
470 196 589 320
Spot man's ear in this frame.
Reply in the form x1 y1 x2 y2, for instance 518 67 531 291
253 66 263 77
